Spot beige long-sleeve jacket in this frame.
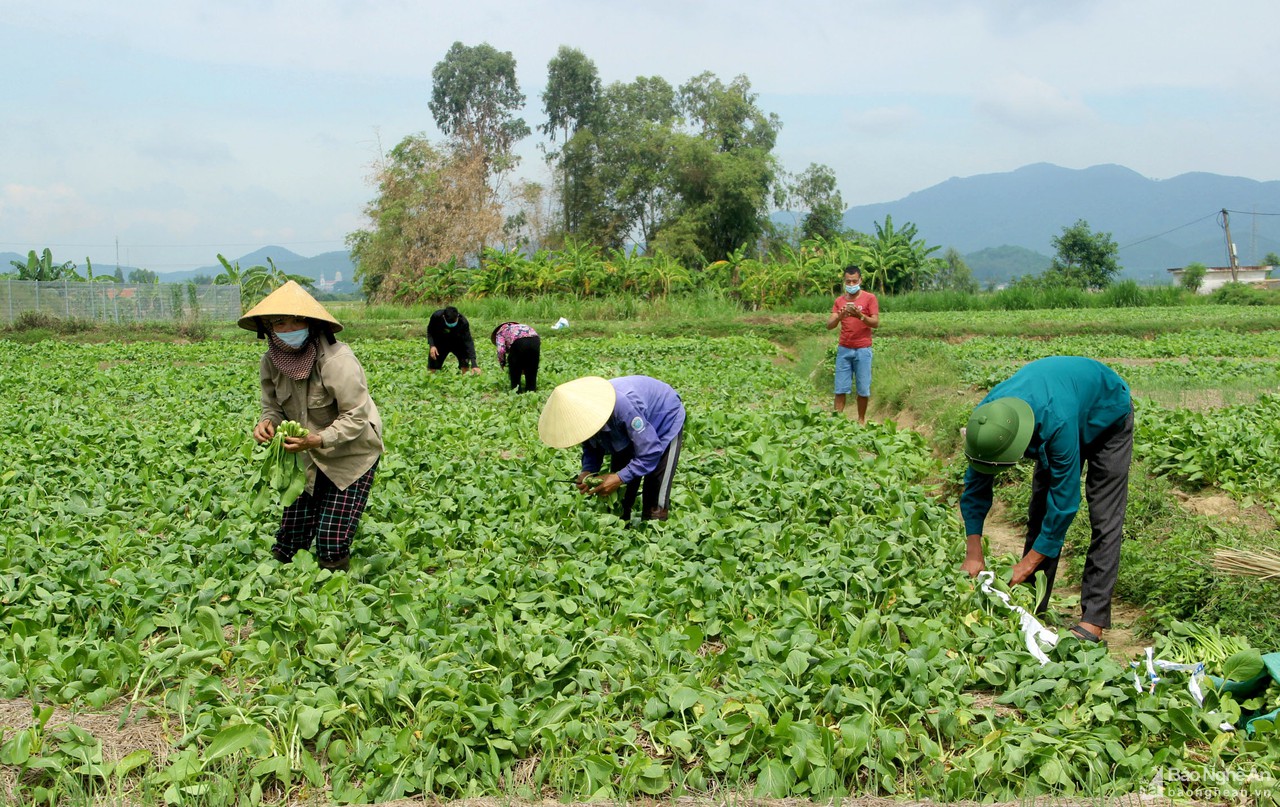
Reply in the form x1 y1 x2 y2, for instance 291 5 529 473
259 340 384 492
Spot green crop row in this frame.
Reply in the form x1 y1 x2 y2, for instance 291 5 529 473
0 337 1276 804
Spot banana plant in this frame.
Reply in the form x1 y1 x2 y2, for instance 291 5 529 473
213 254 243 286
9 248 79 281
554 239 606 296
240 258 315 308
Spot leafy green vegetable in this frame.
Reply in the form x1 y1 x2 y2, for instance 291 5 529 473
3 333 1278 803
250 420 309 510
1220 649 1266 683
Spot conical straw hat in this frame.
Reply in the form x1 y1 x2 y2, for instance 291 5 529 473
238 280 343 333
538 376 616 448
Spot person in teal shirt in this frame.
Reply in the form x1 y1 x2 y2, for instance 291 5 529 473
959 356 1133 643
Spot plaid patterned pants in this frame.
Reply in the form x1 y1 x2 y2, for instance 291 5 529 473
273 460 377 563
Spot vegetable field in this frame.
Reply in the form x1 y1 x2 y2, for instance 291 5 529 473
1 327 1278 805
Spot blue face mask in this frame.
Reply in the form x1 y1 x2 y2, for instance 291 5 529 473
845 284 861 295
276 328 310 348
445 320 459 329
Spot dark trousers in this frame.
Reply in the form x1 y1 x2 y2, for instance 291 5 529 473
608 429 684 520
1025 407 1133 628
274 461 377 563
428 346 474 370
506 336 540 393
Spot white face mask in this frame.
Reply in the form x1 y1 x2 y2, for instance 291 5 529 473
845 284 861 295
276 328 310 348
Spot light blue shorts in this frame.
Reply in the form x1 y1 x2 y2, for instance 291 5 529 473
834 345 873 397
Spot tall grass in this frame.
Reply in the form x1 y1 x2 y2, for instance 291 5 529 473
330 293 756 324
882 284 1209 313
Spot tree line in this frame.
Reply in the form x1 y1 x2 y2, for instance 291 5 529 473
346 42 1138 305
343 43 898 302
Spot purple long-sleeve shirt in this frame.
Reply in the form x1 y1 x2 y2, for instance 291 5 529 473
581 376 686 483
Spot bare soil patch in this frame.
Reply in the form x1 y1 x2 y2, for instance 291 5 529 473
0 698 172 804
1173 489 1278 532
884 409 931 439
741 314 812 327
0 698 170 766
1135 388 1226 411
981 499 1026 559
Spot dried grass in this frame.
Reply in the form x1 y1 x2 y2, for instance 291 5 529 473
1214 547 1280 580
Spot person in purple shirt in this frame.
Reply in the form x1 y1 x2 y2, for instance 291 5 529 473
538 375 686 521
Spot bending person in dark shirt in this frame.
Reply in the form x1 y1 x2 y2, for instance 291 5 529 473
426 306 480 374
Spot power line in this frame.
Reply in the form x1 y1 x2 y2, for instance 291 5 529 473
1117 211 1221 251
1223 208 1280 217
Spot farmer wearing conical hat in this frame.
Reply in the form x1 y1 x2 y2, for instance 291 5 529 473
240 281 383 572
960 356 1132 644
539 376 686 521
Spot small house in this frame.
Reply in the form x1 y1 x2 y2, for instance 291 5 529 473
1167 265 1272 294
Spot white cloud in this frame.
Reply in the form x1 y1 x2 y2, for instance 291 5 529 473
5 0 1280 267
975 74 1097 133
0 183 102 235
845 106 922 137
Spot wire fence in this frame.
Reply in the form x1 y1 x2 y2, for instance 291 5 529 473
0 280 241 326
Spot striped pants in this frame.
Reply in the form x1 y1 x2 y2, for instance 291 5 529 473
273 460 377 563
610 430 684 521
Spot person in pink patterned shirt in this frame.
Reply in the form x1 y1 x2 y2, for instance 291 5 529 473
490 321 541 393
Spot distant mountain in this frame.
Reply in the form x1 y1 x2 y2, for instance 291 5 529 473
843 163 1280 283
4 247 359 293
165 247 359 293
963 245 1052 286
13 163 1280 293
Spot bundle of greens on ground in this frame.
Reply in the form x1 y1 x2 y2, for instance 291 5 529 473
250 420 309 511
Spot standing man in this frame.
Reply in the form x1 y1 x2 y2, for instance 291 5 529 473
538 376 685 522
959 356 1133 643
491 321 541 393
427 305 480 374
825 265 879 424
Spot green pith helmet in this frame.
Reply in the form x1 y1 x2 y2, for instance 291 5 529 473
965 397 1034 474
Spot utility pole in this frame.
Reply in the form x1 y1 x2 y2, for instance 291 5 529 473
1251 207 1258 266
1221 209 1240 282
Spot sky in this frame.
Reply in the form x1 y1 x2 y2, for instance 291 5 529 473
4 0 1280 273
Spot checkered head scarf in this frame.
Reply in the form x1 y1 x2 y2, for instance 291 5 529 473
265 328 318 381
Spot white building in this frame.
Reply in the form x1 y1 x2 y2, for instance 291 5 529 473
315 271 342 292
1166 265 1272 294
